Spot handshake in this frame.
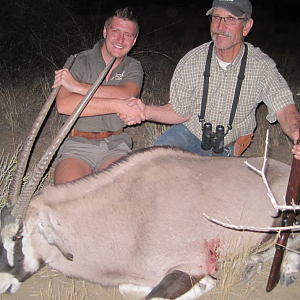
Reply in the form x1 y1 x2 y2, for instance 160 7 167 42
118 97 146 125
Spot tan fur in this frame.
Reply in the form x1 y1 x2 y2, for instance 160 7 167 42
1 146 293 293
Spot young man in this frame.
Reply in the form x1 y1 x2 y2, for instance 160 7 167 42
52 8 145 184
120 0 300 159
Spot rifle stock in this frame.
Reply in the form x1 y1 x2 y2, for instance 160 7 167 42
266 140 300 292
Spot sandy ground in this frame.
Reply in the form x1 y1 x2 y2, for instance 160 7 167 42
1 257 299 300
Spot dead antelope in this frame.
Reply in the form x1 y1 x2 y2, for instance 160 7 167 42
1 59 300 299
1 145 300 299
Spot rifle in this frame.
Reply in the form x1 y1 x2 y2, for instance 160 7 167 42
266 139 300 292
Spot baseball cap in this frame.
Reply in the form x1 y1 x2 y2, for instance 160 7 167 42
206 0 252 19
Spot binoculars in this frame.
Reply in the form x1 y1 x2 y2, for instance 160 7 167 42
201 123 225 156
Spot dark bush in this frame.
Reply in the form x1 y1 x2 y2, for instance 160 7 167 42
0 0 89 83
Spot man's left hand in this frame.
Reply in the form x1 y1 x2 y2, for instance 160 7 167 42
292 130 300 160
53 68 80 93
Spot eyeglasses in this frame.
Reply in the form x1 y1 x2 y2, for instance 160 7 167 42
209 15 244 26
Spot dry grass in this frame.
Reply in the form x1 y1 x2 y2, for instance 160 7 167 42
0 76 61 142
41 277 88 300
0 78 61 207
205 236 275 300
0 266 124 300
0 146 21 209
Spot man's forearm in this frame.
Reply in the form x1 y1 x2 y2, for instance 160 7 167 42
145 103 192 124
56 92 122 116
75 82 140 99
56 89 145 122
53 68 140 99
276 104 300 140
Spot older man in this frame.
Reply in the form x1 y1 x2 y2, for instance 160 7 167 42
52 8 145 184
121 0 300 159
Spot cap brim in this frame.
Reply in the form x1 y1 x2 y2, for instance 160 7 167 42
206 8 215 16
205 4 244 18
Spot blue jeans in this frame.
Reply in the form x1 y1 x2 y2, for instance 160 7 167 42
154 124 234 157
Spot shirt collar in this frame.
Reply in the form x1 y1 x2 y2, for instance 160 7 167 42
94 39 129 68
229 43 246 71
213 43 246 71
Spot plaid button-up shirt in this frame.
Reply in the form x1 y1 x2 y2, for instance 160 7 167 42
170 42 294 145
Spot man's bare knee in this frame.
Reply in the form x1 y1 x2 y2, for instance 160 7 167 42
97 155 124 172
54 158 93 185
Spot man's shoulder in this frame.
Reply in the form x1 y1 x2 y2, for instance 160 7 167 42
177 42 212 68
75 41 102 61
63 43 98 69
122 55 142 69
245 43 276 66
183 42 212 59
66 41 103 82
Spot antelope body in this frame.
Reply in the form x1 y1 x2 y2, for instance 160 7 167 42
1 146 299 299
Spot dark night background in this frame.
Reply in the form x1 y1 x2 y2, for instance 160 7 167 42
0 0 298 83
0 0 299 153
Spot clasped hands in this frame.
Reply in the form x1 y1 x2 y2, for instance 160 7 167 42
118 97 146 126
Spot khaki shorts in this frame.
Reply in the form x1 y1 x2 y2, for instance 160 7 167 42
56 138 131 172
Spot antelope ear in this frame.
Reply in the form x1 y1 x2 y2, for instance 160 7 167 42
38 222 73 261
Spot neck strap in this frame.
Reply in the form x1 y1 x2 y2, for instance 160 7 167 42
198 42 248 135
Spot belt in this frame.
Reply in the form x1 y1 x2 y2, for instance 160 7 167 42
68 128 123 140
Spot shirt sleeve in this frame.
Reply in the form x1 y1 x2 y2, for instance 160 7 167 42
169 56 197 118
258 56 294 123
62 53 86 82
122 59 144 90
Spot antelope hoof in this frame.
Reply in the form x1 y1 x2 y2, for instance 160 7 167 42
243 256 264 282
280 251 300 287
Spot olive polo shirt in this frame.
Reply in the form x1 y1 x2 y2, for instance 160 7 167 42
61 40 143 148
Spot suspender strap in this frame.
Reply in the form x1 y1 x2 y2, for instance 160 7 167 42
198 43 248 135
199 42 214 122
227 44 248 132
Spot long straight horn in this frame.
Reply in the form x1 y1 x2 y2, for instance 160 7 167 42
11 57 116 221
7 55 77 208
